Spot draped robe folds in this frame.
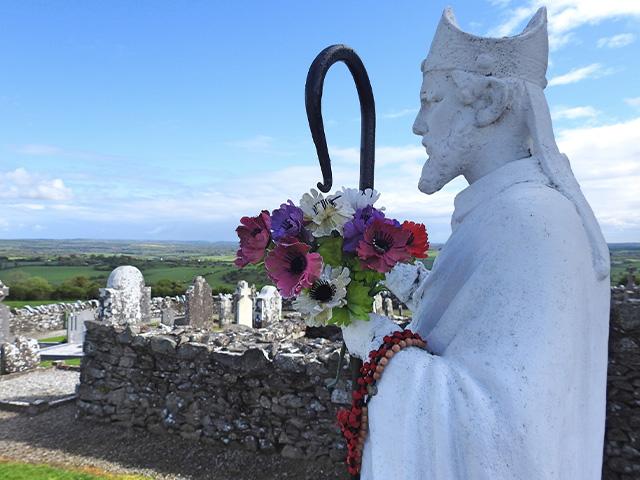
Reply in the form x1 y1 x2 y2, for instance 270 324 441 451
342 157 610 480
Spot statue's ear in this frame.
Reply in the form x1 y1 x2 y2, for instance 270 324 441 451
473 77 511 127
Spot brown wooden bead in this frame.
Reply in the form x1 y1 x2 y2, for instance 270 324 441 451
385 350 395 359
373 372 381 380
375 365 384 373
379 357 389 366
392 344 401 353
399 340 407 348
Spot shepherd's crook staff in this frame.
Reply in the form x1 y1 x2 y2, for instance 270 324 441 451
305 44 376 480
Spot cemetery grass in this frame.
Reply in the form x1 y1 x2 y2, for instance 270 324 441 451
39 358 81 368
0 460 149 479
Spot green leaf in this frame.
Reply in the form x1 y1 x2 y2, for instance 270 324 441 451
317 236 343 266
346 281 372 321
329 307 351 326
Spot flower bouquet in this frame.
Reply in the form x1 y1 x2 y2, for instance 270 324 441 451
234 187 429 327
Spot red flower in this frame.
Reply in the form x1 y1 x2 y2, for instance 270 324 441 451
234 210 271 267
264 238 322 297
402 221 429 258
357 219 412 273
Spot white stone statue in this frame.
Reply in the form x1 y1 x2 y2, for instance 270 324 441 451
342 7 610 479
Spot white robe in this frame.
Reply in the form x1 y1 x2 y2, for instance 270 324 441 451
342 157 610 480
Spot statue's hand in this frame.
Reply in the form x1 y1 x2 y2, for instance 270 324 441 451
341 313 402 361
384 261 430 308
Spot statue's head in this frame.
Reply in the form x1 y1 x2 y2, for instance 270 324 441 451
415 7 548 194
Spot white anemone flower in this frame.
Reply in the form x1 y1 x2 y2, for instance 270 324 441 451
338 187 381 211
293 266 351 326
300 188 354 237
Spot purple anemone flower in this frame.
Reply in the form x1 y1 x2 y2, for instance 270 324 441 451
271 200 310 242
343 205 387 253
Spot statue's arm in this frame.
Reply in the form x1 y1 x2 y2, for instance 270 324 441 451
341 313 402 360
383 261 430 312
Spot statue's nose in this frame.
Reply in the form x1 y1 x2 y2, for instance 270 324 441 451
412 113 428 136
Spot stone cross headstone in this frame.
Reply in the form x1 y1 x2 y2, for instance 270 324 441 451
235 280 254 327
254 286 282 328
99 266 151 325
218 293 233 327
0 281 12 345
67 309 95 344
185 276 215 329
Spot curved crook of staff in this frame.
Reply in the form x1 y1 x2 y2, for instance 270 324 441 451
305 44 376 192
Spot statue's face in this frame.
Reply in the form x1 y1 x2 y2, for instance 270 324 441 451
413 70 476 194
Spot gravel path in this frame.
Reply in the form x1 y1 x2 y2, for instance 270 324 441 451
0 404 349 480
0 369 79 402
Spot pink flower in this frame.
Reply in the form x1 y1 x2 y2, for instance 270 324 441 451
265 238 322 297
235 210 271 267
357 219 411 273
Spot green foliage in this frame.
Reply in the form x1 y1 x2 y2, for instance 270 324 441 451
317 236 343 266
345 281 372 321
328 306 351 326
151 279 186 297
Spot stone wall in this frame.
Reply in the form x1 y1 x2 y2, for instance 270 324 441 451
603 287 640 479
9 300 99 334
8 296 187 335
77 317 350 461
76 287 640 471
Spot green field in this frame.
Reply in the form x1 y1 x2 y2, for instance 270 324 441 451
0 260 266 291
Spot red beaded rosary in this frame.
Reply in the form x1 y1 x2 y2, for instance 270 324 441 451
336 329 428 476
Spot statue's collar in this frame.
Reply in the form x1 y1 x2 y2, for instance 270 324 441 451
452 156 548 229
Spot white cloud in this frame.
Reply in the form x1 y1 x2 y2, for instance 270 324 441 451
0 168 73 201
547 63 611 87
556 116 640 237
597 33 636 48
625 97 640 108
551 105 600 120
488 1 640 50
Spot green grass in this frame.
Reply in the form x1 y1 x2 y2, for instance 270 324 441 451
40 358 81 368
0 460 149 479
39 335 67 343
4 299 75 308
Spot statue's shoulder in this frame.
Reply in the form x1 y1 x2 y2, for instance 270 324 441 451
491 181 584 240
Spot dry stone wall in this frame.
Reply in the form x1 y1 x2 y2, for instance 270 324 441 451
10 300 99 334
77 317 351 462
603 287 640 479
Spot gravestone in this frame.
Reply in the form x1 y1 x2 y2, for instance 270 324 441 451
67 309 95 344
185 276 215 329
218 293 233 327
626 267 637 290
383 297 394 317
161 307 176 326
372 293 383 314
254 286 282 328
235 280 253 327
99 266 151 325
0 281 12 345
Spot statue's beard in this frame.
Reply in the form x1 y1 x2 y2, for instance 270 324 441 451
418 121 475 194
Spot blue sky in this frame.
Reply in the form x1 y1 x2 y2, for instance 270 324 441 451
1 0 639 243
